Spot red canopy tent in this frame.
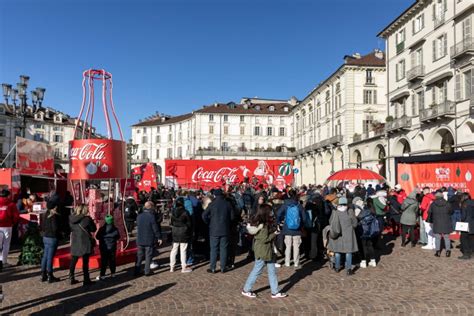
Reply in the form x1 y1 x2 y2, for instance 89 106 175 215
326 168 385 182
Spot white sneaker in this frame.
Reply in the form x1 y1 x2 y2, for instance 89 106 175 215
271 292 288 299
274 263 281 268
284 263 291 267
95 275 105 281
181 268 192 273
150 262 160 269
421 245 435 250
360 260 367 268
369 259 377 267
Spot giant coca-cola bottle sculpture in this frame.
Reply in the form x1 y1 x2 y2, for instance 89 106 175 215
69 69 128 250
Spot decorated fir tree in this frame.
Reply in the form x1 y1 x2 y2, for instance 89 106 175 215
18 222 43 265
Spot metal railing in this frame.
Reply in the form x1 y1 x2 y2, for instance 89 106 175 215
451 38 474 58
296 135 343 156
407 65 425 81
386 116 412 132
419 100 455 122
434 14 445 29
396 42 405 54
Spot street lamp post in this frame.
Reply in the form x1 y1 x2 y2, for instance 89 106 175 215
127 139 138 177
2 75 46 139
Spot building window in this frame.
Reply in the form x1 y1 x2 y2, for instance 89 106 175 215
362 119 372 134
156 135 161 143
463 70 472 99
167 148 172 158
0 129 5 137
254 126 260 136
35 123 44 129
177 147 182 157
141 150 148 160
413 13 424 34
255 143 260 150
156 149 160 159
363 90 377 104
267 127 272 136
433 34 447 61
396 28 405 54
223 115 228 122
53 135 63 143
222 142 229 151
209 125 214 134
136 129 140 134
209 141 214 149
224 126 229 135
240 126 245 135
279 127 285 136
269 106 275 111
34 133 44 141
240 142 246 150
142 136 148 143
156 126 160 132
240 115 245 122
396 59 406 81
209 114 214 122
417 90 425 113
366 70 374 84
178 132 182 141
167 133 172 142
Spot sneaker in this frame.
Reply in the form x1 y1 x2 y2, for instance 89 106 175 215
360 260 367 268
421 245 434 250
181 268 192 273
110 274 115 278
95 275 106 281
150 262 160 269
170 268 175 273
241 290 257 298
274 263 281 268
271 292 288 299
284 263 291 267
368 259 377 267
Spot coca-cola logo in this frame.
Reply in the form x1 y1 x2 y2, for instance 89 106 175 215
192 167 239 183
70 143 107 161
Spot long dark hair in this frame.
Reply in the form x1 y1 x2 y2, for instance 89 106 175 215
460 192 471 209
251 204 272 226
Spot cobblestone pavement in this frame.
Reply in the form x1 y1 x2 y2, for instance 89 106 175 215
1 236 473 315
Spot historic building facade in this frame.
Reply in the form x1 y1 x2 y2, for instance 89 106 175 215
292 50 386 185
349 0 474 184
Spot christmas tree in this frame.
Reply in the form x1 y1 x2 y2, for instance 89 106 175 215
18 222 44 265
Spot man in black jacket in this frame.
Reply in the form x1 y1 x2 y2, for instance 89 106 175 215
202 189 234 273
135 201 162 276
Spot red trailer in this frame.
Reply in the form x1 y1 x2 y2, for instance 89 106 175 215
165 159 294 191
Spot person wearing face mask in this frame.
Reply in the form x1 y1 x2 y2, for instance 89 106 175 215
355 197 378 268
328 197 358 276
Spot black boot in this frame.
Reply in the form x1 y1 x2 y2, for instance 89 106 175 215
434 251 441 257
446 250 451 258
0 260 3 272
41 271 48 282
48 272 60 283
69 274 79 285
83 275 94 286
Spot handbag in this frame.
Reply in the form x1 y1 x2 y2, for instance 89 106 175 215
79 223 97 248
455 222 469 232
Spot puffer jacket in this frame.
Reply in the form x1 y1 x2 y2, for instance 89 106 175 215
246 223 276 262
171 206 192 243
400 191 419 226
428 197 453 234
69 214 97 257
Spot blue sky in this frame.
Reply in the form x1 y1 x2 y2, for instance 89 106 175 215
0 0 413 139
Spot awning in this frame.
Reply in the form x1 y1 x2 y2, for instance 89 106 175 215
390 91 410 102
425 71 453 86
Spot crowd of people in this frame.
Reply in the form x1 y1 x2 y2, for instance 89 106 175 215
0 180 473 298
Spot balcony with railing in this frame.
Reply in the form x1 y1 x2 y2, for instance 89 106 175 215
419 100 455 123
386 116 412 132
196 147 294 158
396 41 405 55
451 38 474 59
407 65 425 81
296 135 344 156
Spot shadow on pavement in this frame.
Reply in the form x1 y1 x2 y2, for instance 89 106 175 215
86 282 176 315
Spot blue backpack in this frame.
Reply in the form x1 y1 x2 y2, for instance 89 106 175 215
285 204 301 230
362 214 380 239
184 198 194 215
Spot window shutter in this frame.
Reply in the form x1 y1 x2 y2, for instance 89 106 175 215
443 35 447 56
471 69 474 100
411 52 416 67
374 90 377 104
432 3 436 20
443 0 447 12
432 40 437 61
464 17 472 40
412 20 415 35
396 63 399 80
412 95 416 116
455 74 461 100
421 13 425 28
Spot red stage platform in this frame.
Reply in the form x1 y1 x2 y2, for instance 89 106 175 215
53 241 137 269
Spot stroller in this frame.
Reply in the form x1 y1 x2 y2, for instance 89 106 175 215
322 225 335 269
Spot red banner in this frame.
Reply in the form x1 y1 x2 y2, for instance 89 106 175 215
397 160 474 193
69 139 127 180
165 159 294 190
16 137 54 176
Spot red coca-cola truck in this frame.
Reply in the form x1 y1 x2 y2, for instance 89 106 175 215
132 162 162 193
165 159 294 191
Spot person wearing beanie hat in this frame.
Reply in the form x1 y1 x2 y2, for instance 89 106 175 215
96 215 121 280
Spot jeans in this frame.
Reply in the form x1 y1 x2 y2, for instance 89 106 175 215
434 233 451 251
186 242 194 265
210 236 228 271
100 247 117 276
0 227 12 264
69 254 91 281
335 252 352 271
41 237 58 273
419 217 427 244
243 259 280 295
284 235 302 266
135 245 154 274
170 242 188 270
